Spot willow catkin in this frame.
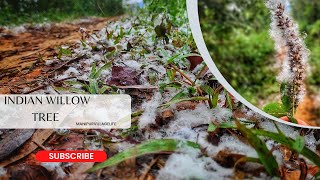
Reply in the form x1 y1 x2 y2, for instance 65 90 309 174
266 0 309 109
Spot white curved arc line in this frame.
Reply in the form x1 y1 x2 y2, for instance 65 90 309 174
186 0 318 129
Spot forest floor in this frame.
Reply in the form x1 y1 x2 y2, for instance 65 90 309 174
0 15 318 126
0 17 115 94
0 14 320 180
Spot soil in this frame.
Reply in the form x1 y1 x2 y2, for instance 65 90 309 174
0 17 116 94
296 94 320 126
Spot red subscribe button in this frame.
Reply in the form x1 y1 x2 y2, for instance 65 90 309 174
36 150 107 162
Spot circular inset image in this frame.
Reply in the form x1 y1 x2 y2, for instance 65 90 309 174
188 0 320 127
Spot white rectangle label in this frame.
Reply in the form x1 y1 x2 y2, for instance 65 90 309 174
0 95 131 129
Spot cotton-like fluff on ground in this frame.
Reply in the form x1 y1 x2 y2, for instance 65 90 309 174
50 14 192 92
157 147 233 180
24 10 320 179
138 92 162 128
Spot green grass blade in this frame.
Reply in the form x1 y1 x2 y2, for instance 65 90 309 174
53 86 87 94
217 123 320 168
211 93 219 109
86 139 200 173
93 61 112 79
89 62 97 79
224 89 233 109
88 79 98 94
64 80 85 87
220 121 237 129
293 135 305 153
166 69 175 81
170 91 188 101
251 129 320 167
235 120 279 176
98 85 111 94
200 85 214 97
167 53 180 64
167 53 200 64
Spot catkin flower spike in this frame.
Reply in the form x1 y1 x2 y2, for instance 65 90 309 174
266 0 309 113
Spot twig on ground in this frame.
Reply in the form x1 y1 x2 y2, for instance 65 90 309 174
171 64 203 95
23 76 77 94
116 85 158 89
32 140 49 150
139 156 160 180
171 64 193 84
50 55 86 73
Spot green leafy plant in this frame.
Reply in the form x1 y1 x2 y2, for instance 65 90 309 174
84 62 112 94
143 0 187 26
262 1 310 124
57 46 72 60
218 120 320 177
236 120 279 176
86 139 200 172
56 61 112 94
200 85 220 109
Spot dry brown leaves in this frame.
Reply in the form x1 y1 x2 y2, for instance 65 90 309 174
0 129 53 167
